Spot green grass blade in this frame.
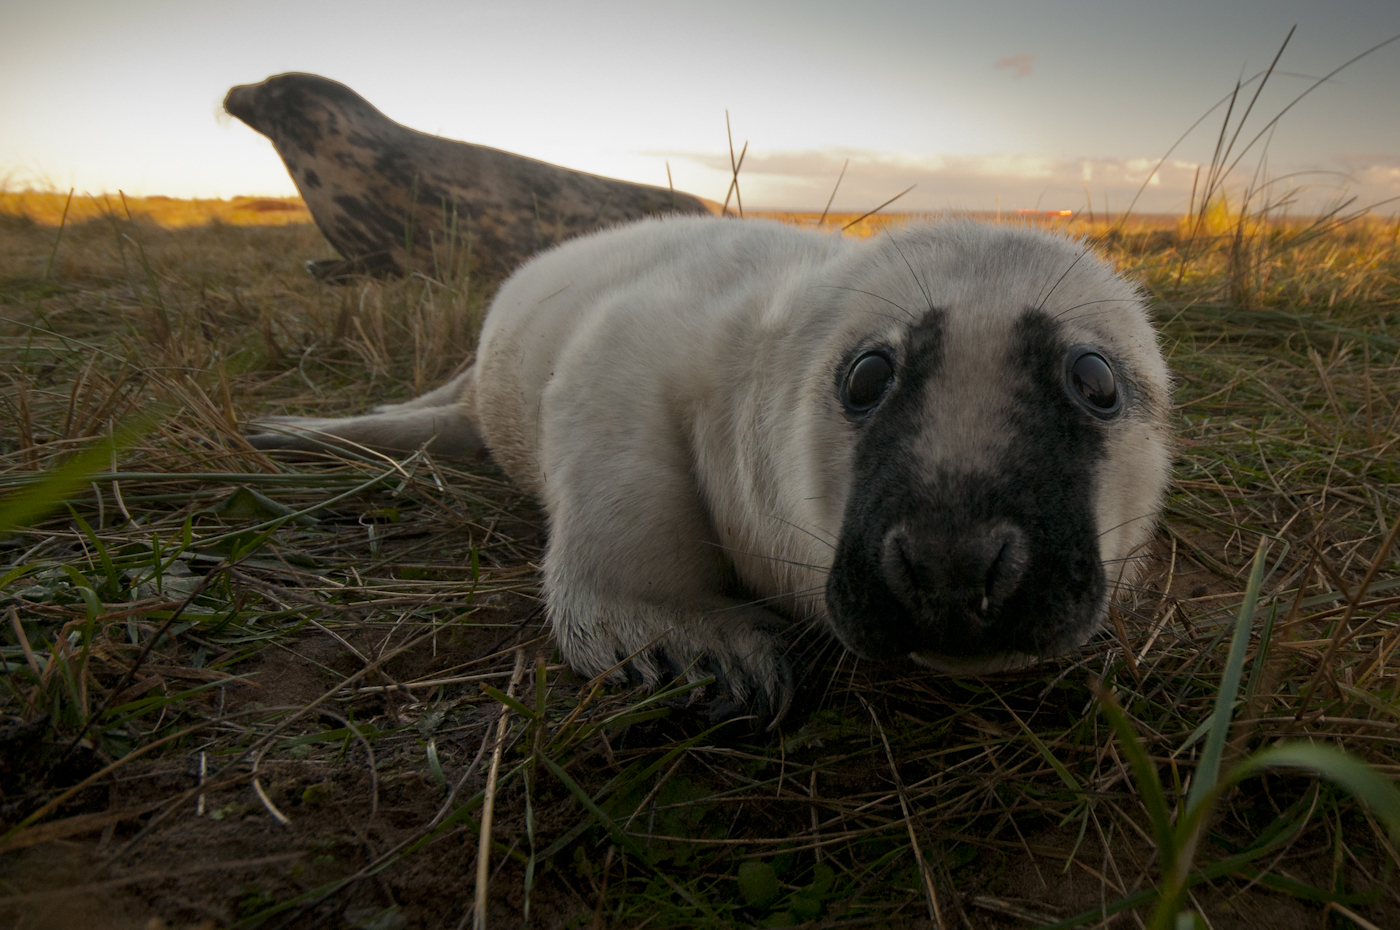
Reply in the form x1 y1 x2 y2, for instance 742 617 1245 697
539 751 714 914
1010 712 1083 794
1231 742 1400 843
1040 799 1316 930
0 417 155 535
1099 688 1176 865
0 564 40 592
104 675 253 728
1186 538 1269 813
481 683 536 720
1243 600 1278 701
65 505 121 595
539 751 648 860
1338 683 1400 722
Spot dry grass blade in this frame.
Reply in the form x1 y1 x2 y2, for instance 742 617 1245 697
841 184 917 231
8 605 42 677
1299 509 1400 706
473 649 528 930
0 801 164 854
861 694 943 929
250 741 293 826
970 894 1058 924
817 158 849 228
722 110 746 219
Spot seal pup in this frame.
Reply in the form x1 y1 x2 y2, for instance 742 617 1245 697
223 73 712 283
249 216 1172 719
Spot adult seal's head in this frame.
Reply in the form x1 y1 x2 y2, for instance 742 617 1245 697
223 73 713 282
809 224 1172 672
224 74 375 156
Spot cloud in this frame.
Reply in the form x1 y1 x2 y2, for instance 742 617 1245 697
666 148 1190 212
994 54 1034 79
1325 154 1400 204
658 148 1400 215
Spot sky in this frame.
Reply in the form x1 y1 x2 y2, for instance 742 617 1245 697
4 0 1400 214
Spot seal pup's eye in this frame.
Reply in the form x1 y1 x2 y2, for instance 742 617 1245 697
1066 349 1120 416
843 352 895 414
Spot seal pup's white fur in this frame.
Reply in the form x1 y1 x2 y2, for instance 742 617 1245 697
250 216 1172 718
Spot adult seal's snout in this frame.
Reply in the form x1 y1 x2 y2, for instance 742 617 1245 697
882 522 1028 622
222 84 258 126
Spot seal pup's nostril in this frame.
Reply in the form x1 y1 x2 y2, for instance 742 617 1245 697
979 525 1028 610
880 522 1028 621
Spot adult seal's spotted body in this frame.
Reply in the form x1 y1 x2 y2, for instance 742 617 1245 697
223 73 711 282
249 216 1173 720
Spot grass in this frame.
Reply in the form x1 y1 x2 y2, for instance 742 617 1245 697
0 185 1399 930
0 190 313 228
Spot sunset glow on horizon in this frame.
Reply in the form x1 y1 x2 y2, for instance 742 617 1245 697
4 0 1400 216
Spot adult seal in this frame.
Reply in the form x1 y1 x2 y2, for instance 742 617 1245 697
248 216 1173 720
223 73 712 282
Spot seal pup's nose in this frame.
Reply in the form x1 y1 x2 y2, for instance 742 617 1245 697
881 522 1029 624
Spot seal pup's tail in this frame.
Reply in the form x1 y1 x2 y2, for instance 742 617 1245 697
246 363 486 460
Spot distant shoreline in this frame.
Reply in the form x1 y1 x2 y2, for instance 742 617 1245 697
1 191 1347 234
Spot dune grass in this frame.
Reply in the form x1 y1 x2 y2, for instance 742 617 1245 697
0 189 1398 930
0 190 313 229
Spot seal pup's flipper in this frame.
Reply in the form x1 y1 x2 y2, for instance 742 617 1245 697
247 406 486 461
247 362 486 459
223 73 715 284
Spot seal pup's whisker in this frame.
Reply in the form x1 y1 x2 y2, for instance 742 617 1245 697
886 234 936 314
1103 602 1158 626
755 513 839 551
1097 512 1168 541
1049 297 1145 324
787 622 844 669
708 586 829 613
1105 582 1169 603
1101 561 1157 582
1100 551 1155 566
816 285 918 324
1034 247 1094 313
704 542 829 572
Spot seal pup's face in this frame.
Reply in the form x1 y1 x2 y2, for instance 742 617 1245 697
813 223 1171 671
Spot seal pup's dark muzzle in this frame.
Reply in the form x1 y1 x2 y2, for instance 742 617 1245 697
825 469 1107 666
823 304 1119 668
